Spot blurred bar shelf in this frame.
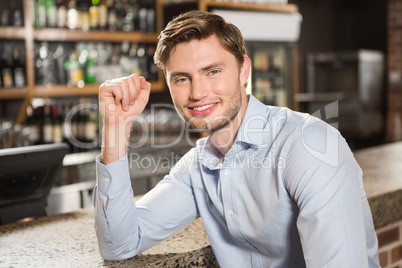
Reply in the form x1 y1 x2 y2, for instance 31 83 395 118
0 27 26 39
33 29 159 43
0 88 29 99
31 80 164 97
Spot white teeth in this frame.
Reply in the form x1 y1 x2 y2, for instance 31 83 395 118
192 104 214 111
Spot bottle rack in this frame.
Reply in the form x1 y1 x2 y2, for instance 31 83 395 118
0 0 298 125
0 0 165 125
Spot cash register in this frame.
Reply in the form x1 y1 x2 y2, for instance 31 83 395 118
0 143 69 225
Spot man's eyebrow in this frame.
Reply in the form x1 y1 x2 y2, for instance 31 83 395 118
200 62 225 72
169 72 189 80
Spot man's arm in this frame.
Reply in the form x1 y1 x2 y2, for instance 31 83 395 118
94 74 198 260
283 120 379 267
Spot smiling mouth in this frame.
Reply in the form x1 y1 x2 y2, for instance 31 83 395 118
190 103 216 111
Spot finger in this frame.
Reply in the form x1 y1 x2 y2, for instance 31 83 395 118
126 74 137 106
132 74 142 98
138 76 151 103
112 85 123 107
118 82 130 111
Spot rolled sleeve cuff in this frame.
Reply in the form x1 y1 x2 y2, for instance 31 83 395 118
96 154 131 197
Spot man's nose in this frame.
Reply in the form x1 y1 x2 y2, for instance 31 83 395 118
190 79 209 101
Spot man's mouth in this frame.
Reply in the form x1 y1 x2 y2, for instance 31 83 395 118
191 103 215 111
188 103 218 116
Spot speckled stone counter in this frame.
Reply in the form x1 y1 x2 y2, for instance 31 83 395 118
1 142 401 267
354 141 402 229
0 207 218 268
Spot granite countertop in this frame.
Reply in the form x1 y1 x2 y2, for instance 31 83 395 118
0 142 401 267
354 141 402 229
0 207 218 268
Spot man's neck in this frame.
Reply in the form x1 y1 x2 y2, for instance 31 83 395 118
209 95 249 156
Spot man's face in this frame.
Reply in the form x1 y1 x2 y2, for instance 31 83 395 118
165 35 249 133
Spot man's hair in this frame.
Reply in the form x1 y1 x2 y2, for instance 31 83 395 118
154 10 246 71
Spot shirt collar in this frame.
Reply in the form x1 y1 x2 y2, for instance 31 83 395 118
234 95 271 147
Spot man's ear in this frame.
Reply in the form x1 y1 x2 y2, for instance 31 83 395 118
240 55 251 87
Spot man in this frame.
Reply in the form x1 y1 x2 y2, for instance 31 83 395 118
94 10 380 267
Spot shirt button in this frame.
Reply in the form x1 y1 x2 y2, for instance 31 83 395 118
227 210 233 216
223 170 229 175
104 177 110 183
218 163 223 169
105 218 108 223
244 242 250 247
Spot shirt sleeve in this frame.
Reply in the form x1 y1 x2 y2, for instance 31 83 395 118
283 120 379 267
93 153 199 261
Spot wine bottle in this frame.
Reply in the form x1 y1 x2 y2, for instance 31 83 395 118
43 104 54 144
1 47 13 88
52 105 63 143
12 46 26 87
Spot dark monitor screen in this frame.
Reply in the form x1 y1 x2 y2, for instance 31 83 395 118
0 143 69 225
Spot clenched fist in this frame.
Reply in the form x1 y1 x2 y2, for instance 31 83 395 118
99 73 151 125
99 73 151 164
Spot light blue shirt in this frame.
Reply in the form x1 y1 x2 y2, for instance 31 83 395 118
94 95 379 267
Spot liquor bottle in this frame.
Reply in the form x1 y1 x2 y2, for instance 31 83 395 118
98 0 108 30
119 41 132 77
42 104 53 144
46 0 57 27
12 46 26 87
26 105 41 145
147 44 158 81
1 47 13 88
89 0 100 30
107 0 117 31
1 2 10 26
129 42 140 75
85 108 98 148
35 42 55 85
77 107 86 144
65 50 83 86
53 44 68 84
66 0 79 30
52 105 63 143
138 6 147 32
57 0 67 28
35 0 47 28
137 43 148 78
11 0 23 27
79 1 90 32
122 0 135 32
114 0 126 31
85 43 98 83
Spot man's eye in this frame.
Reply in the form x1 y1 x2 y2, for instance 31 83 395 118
209 70 219 75
176 77 188 83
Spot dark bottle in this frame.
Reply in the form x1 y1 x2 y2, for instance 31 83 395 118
26 105 41 145
52 105 63 143
1 47 13 88
11 0 23 27
12 46 26 87
42 104 54 144
107 0 117 31
53 43 68 84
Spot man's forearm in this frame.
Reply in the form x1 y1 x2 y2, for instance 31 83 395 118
100 120 132 165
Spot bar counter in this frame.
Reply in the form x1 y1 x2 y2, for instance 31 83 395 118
0 141 401 267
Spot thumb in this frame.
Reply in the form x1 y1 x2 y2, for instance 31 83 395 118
140 76 151 91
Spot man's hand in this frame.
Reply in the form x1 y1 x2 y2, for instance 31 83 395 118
99 74 151 164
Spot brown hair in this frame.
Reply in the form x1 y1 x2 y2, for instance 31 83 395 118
154 10 246 71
